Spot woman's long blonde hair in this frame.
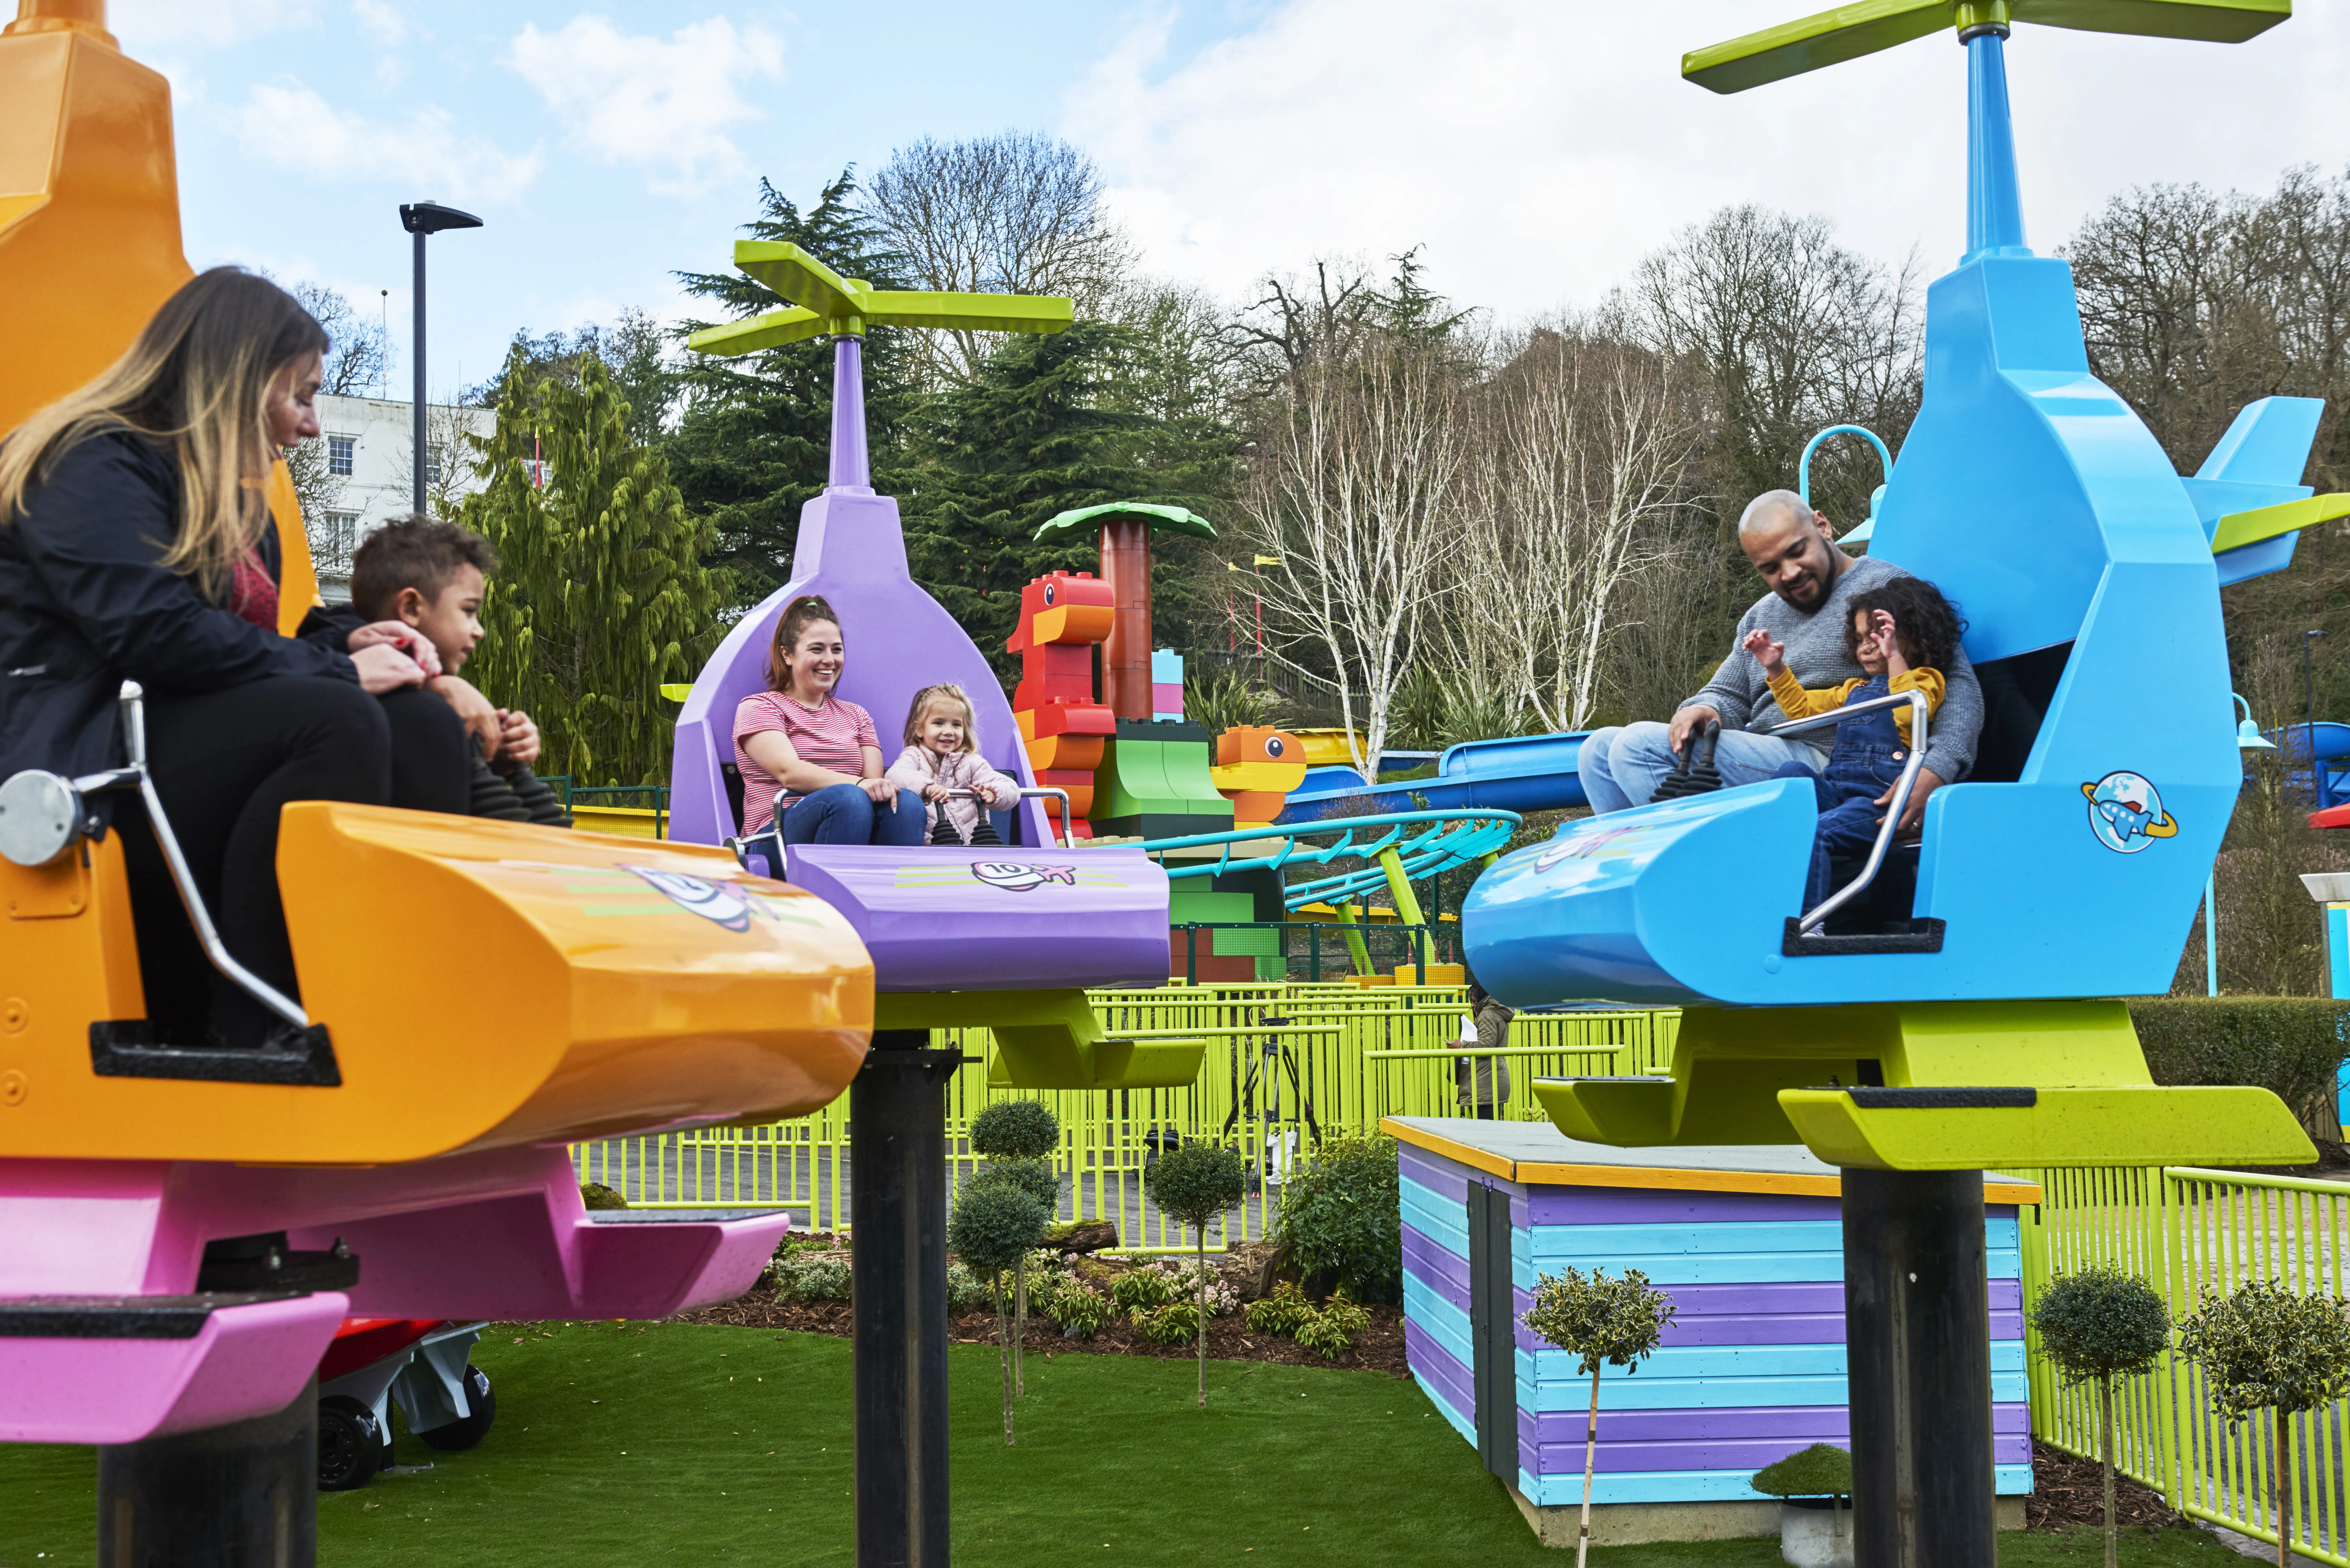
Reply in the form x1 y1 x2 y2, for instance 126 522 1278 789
0 267 327 600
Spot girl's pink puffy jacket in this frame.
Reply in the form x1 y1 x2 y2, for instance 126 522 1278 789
884 745 1022 843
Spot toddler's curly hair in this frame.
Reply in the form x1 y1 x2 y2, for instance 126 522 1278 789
1845 576 1967 676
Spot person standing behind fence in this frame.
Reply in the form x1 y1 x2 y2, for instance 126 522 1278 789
1455 977 1515 1120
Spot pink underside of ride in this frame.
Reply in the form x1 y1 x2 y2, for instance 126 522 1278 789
0 1145 788 1444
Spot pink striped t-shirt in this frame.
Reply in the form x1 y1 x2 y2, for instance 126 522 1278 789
734 690 881 834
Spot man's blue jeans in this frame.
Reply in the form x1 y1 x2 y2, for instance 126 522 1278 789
779 781 926 846
1578 722 1826 814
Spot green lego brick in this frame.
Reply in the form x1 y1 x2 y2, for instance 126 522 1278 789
1097 721 1234 825
1168 889 1254 923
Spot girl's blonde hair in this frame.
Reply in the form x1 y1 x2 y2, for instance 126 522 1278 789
0 267 328 602
903 684 978 753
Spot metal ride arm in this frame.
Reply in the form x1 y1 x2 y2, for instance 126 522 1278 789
1763 687 1929 935
6 682 310 1029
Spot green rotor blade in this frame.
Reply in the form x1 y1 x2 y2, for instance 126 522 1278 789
2010 0 2288 41
860 291 1075 336
685 306 827 358
1683 0 1948 93
733 240 864 323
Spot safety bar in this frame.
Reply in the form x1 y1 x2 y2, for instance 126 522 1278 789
1761 687 1929 934
78 683 309 1029
938 785 1075 850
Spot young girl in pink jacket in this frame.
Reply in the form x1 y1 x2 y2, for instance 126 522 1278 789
884 684 1023 846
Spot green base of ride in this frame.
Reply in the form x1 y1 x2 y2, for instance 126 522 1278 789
876 990 1206 1092
1532 998 2313 1170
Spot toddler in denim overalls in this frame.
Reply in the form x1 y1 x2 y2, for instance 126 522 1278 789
1745 578 1954 911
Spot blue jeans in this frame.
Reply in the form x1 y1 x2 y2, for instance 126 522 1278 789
1579 722 1826 814
778 782 926 847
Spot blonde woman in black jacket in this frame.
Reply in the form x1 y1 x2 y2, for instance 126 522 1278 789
0 268 468 1051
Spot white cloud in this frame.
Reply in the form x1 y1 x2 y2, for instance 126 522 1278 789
1069 1 2350 322
508 14 787 198
350 0 407 48
234 80 542 203
111 0 314 47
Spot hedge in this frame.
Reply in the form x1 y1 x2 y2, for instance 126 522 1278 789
2130 997 2350 1134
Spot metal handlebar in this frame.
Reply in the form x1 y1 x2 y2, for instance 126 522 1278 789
939 785 1076 850
1762 688 1930 935
32 683 310 1030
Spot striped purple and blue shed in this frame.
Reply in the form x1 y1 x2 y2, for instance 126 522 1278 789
1385 1115 2039 1510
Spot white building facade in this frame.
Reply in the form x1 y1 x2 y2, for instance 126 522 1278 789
297 394 497 603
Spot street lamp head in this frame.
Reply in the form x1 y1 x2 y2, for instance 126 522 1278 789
399 201 482 236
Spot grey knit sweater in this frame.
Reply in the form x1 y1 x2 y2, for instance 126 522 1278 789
1677 554 1984 782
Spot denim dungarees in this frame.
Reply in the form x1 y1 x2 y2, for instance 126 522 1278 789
1773 671 1915 910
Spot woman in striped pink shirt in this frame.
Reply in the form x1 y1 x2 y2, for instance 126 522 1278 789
732 593 925 846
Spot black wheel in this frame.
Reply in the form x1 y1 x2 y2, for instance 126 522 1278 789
415 1364 495 1452
316 1395 385 1491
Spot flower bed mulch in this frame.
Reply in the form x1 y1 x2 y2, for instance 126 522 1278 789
2023 1436 2187 1532
673 1286 1410 1378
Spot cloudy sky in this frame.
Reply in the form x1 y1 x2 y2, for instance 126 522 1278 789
112 0 2350 400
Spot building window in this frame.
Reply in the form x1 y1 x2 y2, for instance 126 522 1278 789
328 435 355 477
315 510 359 570
426 444 443 485
526 459 550 488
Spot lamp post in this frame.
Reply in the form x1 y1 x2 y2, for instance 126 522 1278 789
2212 694 2279 995
397 200 482 516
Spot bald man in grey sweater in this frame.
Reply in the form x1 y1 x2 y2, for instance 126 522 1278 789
1579 490 1982 833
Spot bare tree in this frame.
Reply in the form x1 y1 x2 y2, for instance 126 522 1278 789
862 132 1134 383
1441 327 1699 734
1225 258 1383 407
1238 335 1466 778
1628 205 1921 526
289 280 391 397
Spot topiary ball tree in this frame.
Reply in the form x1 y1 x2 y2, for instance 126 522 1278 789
1145 1141 1249 1408
1523 1266 1677 1568
948 1178 1050 1446
2178 1278 2350 1568
970 1098 1059 1160
1751 1443 1853 1546
2029 1265 2170 1568
968 1099 1058 1394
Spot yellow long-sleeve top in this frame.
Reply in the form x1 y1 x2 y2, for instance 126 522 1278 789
1765 666 1945 747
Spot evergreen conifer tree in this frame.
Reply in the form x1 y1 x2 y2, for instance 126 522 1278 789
461 348 721 786
904 319 1169 687
669 171 919 604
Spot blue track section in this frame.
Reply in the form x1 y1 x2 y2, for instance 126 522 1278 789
1277 732 1591 824
1138 809 1520 913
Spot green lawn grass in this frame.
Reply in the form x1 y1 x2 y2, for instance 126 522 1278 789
0 1324 2251 1566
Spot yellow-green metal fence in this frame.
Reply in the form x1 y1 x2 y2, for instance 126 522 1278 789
2023 1164 2350 1561
572 984 1675 1254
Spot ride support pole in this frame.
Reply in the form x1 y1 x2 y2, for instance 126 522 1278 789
850 1029 961 1568
1842 1168 1998 1568
97 1373 319 1568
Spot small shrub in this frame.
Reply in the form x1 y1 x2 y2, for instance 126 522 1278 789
1750 1443 1852 1499
580 1182 628 1211
970 1099 1059 1160
970 1157 1058 1208
1045 1280 1112 1339
1295 1290 1370 1360
1111 1268 1178 1311
1523 1265 1677 1567
1272 1135 1402 1303
1139 1299 1201 1345
947 1177 1050 1447
2030 1265 2169 1568
2179 1279 2350 1568
771 1253 852 1304
1246 1280 1314 1336
945 1260 986 1316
